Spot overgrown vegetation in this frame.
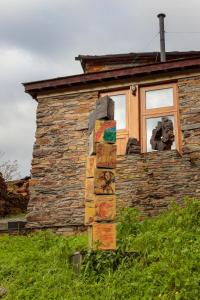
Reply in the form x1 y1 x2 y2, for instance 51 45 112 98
0 198 199 299
0 152 21 181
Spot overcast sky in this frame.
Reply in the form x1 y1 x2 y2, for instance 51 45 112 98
0 0 200 178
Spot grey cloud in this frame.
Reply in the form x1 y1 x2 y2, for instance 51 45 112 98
0 0 200 177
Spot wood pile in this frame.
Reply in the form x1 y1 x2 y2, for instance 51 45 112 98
0 175 30 217
6 177 30 215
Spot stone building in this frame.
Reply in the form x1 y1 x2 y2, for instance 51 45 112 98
24 51 200 230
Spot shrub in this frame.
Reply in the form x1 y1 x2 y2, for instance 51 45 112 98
0 198 199 299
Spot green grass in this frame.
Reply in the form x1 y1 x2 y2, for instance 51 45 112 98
0 198 200 300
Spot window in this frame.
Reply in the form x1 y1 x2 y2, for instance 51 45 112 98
100 89 138 155
140 83 180 153
110 94 126 130
101 82 180 155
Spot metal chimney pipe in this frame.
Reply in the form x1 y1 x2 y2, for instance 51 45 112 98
157 13 166 62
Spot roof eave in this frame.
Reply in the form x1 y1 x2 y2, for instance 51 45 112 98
23 57 200 100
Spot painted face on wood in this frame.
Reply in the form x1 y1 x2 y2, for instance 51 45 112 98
101 171 115 194
94 169 115 195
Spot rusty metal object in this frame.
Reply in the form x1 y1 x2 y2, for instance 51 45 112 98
150 117 175 151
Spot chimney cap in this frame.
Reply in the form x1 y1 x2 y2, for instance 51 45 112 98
157 13 166 18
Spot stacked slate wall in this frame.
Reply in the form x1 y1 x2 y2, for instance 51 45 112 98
28 92 97 228
27 76 200 228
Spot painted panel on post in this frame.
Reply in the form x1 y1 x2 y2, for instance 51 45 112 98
94 195 116 222
96 143 116 169
92 223 116 250
94 169 115 195
95 120 116 144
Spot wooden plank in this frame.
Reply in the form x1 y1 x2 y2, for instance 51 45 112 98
96 143 116 169
129 88 139 141
94 195 116 222
96 96 114 121
86 156 96 178
85 202 95 225
94 169 115 195
88 96 114 134
85 178 94 201
88 131 96 155
88 110 96 135
88 226 93 249
116 135 128 155
95 120 116 144
92 223 116 250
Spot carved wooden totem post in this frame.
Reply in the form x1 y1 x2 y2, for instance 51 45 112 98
85 96 117 250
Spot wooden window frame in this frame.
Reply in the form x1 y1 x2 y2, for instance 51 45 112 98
140 83 181 153
100 88 139 155
100 82 181 155
101 89 129 134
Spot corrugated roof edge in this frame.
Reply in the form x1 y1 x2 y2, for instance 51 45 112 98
75 51 200 72
76 51 200 60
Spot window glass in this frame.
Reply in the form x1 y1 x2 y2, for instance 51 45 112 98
146 88 173 109
146 115 175 152
110 94 126 130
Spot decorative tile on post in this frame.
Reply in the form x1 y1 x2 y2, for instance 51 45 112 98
95 120 116 144
96 143 116 169
94 195 116 222
92 223 116 250
94 169 115 195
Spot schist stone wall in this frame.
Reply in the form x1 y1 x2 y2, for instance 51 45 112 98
27 76 200 228
28 91 98 228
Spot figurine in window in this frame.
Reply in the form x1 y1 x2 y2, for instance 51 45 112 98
150 117 175 151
